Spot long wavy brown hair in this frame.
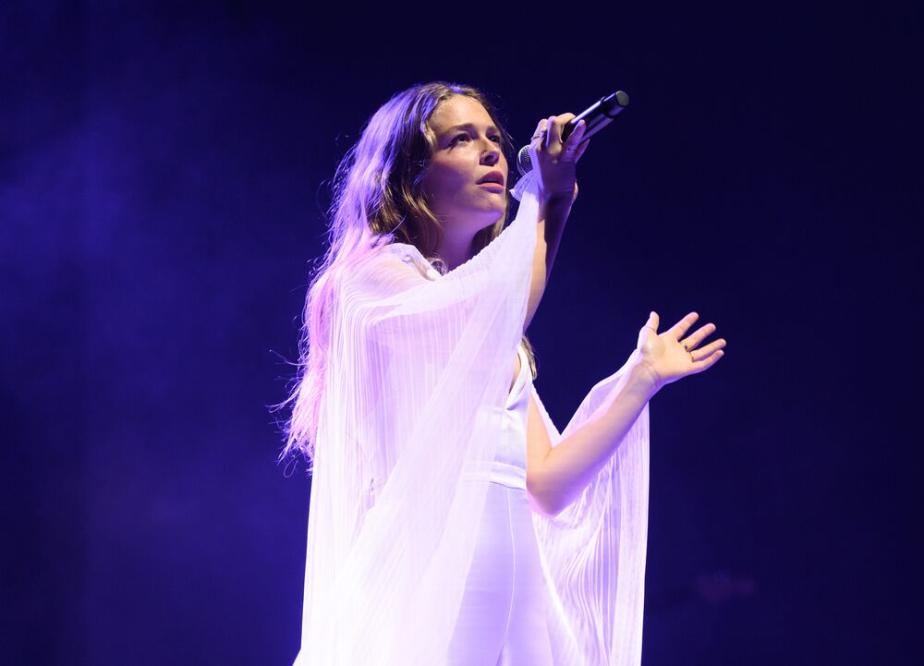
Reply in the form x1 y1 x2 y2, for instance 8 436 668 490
276 81 537 470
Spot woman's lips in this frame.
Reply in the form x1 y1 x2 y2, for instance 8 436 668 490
478 182 505 192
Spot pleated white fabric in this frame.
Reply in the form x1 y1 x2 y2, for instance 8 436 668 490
293 165 650 665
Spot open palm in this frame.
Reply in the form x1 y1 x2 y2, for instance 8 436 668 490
635 311 726 391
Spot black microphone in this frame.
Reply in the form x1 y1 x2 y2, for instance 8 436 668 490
516 90 630 176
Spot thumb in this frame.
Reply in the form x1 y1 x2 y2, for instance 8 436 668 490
637 311 659 350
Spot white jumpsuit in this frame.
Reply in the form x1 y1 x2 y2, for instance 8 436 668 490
447 342 555 665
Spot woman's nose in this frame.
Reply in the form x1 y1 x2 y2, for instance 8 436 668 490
481 145 501 165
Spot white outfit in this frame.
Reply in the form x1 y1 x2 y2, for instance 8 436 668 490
292 164 651 665
487 342 531 490
448 342 557 665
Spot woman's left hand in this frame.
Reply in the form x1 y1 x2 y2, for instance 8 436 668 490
633 311 727 393
530 113 590 205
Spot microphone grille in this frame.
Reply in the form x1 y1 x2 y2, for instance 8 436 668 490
516 145 533 176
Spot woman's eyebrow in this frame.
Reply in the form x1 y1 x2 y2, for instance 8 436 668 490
444 123 500 134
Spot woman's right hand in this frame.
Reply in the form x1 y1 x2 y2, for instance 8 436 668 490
529 113 590 205
632 311 726 392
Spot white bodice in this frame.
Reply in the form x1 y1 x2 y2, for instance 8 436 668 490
488 342 530 490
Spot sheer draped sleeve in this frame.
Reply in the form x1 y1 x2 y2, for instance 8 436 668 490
293 165 650 665
530 366 651 666
293 174 541 665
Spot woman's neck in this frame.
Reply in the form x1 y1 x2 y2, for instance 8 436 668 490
436 232 477 272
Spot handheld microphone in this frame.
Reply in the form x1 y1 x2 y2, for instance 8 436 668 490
516 90 630 176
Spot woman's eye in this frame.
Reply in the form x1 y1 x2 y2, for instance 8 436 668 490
450 133 501 146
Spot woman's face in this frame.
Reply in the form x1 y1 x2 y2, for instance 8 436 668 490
419 95 509 235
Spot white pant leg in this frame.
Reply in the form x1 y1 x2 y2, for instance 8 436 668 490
447 482 514 665
447 482 554 666
497 486 554 666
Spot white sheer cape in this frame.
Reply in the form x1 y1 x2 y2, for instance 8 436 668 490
293 169 650 665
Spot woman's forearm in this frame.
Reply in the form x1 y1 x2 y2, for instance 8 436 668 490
533 363 657 517
524 193 574 332
541 192 573 281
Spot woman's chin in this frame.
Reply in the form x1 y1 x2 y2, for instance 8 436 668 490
481 207 506 226
449 199 506 229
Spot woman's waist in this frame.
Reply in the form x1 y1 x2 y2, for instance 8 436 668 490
462 460 526 491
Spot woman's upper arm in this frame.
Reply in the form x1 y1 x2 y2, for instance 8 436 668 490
526 390 555 515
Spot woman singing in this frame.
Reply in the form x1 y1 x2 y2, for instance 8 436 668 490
279 81 726 665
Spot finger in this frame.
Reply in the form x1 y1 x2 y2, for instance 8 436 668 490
549 113 573 148
545 115 556 149
558 113 579 144
688 348 725 374
645 311 659 333
668 311 699 340
689 337 727 361
565 118 587 146
573 136 590 162
562 120 586 160
681 322 717 350
532 118 549 148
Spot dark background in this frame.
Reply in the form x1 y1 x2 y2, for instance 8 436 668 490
2 1 921 664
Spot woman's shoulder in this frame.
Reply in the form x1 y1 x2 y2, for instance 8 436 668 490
377 242 440 280
378 241 418 259
339 243 440 304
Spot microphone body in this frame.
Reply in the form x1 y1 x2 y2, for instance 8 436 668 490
517 90 630 176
